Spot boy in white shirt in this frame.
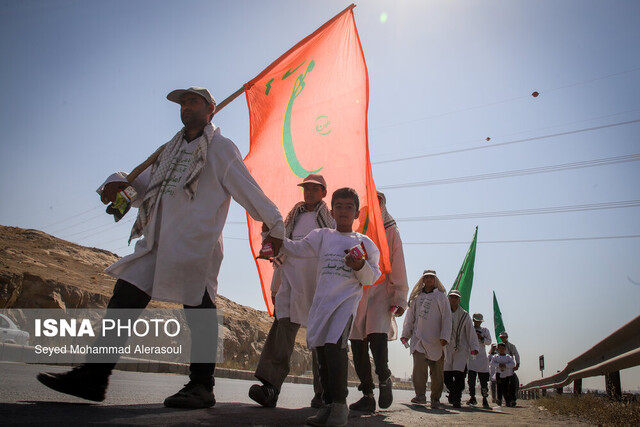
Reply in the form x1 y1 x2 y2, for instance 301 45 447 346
279 187 381 427
490 342 516 407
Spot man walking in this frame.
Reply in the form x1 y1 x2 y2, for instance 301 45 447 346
443 290 479 408
37 86 284 409
466 313 492 408
401 270 451 409
499 331 520 406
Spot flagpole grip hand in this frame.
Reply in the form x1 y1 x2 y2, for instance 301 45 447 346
101 182 129 204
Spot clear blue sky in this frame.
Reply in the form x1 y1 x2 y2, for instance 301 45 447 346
1 0 639 392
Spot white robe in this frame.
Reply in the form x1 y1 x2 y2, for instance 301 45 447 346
504 341 520 367
272 211 325 326
104 126 284 306
350 226 408 340
491 354 516 378
401 289 452 361
444 307 479 372
467 326 492 373
281 228 381 348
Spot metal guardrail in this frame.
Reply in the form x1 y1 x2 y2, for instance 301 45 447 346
520 315 640 396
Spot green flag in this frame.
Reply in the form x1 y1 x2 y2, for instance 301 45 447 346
449 226 478 312
493 291 506 343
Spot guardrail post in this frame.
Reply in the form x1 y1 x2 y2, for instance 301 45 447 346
573 379 582 395
605 371 622 399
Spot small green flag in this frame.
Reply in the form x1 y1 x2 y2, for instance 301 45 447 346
493 291 506 343
449 226 478 312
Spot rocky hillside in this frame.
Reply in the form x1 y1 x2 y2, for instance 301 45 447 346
0 225 313 374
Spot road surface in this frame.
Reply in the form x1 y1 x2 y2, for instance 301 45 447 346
0 362 589 425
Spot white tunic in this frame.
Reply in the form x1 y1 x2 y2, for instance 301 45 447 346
401 289 452 361
273 211 322 326
350 226 409 340
467 326 492 373
491 354 515 377
488 352 497 379
104 126 284 306
281 228 381 348
444 307 480 372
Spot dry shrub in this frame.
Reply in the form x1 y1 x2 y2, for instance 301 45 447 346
538 393 640 426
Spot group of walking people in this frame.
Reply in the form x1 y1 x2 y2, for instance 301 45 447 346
401 270 520 409
35 86 520 427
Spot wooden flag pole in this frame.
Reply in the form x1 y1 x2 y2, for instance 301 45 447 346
126 85 247 183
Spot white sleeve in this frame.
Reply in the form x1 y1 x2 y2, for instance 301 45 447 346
281 229 323 258
354 238 381 287
513 346 520 365
466 316 480 352
505 355 516 368
401 298 417 339
385 227 409 308
440 294 453 342
482 328 492 345
221 153 284 239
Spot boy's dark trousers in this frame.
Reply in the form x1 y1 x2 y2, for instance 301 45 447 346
350 333 391 395
316 319 352 404
509 373 519 402
467 370 490 399
87 279 217 390
496 373 513 404
444 370 466 405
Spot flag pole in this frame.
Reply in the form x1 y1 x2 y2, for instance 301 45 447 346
126 85 247 183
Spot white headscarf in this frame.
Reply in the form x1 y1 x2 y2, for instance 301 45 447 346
408 269 446 305
376 191 396 229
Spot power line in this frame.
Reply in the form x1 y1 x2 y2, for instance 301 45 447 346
373 118 640 165
543 67 640 94
379 154 640 189
396 200 640 222
40 205 103 230
370 67 640 132
72 219 135 242
403 234 640 245
47 212 106 234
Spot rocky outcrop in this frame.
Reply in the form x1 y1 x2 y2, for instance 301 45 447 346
0 271 110 309
0 225 316 375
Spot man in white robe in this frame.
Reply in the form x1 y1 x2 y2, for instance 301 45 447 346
443 289 479 408
401 269 451 409
37 87 284 409
466 313 492 408
499 331 521 406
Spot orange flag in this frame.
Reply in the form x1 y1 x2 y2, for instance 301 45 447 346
243 4 390 315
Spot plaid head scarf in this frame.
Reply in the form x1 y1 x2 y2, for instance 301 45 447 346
128 123 213 243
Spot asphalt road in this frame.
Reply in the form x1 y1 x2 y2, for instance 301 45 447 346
1 362 576 426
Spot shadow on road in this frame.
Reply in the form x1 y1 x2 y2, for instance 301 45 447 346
399 402 509 416
1 401 409 426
